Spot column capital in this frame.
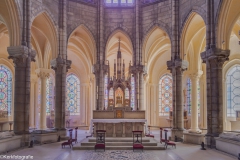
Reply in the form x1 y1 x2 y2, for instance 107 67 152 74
51 57 72 72
189 71 203 81
201 47 230 64
7 46 36 66
35 68 53 79
167 59 188 72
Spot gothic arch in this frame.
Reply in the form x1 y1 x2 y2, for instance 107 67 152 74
67 22 96 41
142 20 172 43
0 0 21 46
105 28 133 54
180 12 206 72
217 0 240 50
31 12 58 67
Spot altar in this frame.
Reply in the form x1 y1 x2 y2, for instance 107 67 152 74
91 110 147 137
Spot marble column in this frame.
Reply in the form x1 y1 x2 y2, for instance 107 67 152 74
30 75 37 128
189 73 202 133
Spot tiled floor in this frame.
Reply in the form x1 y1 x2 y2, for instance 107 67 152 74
1 130 236 160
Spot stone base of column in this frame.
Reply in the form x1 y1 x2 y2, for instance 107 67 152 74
20 133 30 147
188 129 201 134
54 128 67 137
171 128 184 142
205 134 218 148
183 131 205 145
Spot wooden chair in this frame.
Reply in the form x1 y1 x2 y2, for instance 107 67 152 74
62 139 72 148
72 127 78 144
61 129 73 148
95 130 106 151
132 131 144 152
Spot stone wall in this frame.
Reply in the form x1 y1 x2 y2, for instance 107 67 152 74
104 8 135 42
67 1 97 39
142 0 172 39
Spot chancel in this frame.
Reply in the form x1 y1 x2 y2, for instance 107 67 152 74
0 0 240 159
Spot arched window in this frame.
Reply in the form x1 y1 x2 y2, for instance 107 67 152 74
186 77 200 115
66 74 80 115
0 65 12 116
46 76 54 114
186 78 192 114
104 74 108 109
131 76 135 108
125 88 129 99
159 74 172 116
226 65 240 117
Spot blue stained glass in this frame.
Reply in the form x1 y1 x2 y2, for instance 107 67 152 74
104 75 108 109
46 76 53 114
66 74 80 115
131 76 135 109
0 65 12 116
186 78 191 114
159 74 172 116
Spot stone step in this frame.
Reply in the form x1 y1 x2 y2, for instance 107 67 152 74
72 145 165 150
81 142 158 146
88 137 151 142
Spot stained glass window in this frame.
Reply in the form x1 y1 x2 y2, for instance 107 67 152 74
46 76 53 114
106 0 111 3
226 65 240 117
66 73 80 115
0 65 12 116
186 78 200 115
125 88 129 99
131 76 135 109
38 80 41 113
186 78 191 114
104 75 108 109
159 74 172 116
109 88 114 99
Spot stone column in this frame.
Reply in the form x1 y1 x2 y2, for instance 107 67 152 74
30 75 37 128
35 69 52 130
7 46 35 146
189 73 202 133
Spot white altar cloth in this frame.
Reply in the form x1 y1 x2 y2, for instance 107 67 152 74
89 119 148 134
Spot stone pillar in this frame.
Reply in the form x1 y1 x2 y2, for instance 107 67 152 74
7 46 35 146
134 72 139 110
30 75 37 128
201 49 229 147
51 58 71 132
167 60 188 139
189 73 202 133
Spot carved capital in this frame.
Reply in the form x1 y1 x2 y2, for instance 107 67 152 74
189 71 203 81
51 57 64 71
7 46 36 66
167 59 188 72
66 59 72 72
35 68 53 79
201 47 230 64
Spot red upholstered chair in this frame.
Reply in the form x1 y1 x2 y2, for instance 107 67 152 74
132 131 144 152
95 130 106 151
72 127 78 144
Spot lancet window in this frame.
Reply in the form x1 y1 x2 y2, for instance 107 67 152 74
46 76 54 114
104 74 108 109
226 65 240 117
131 76 135 108
159 74 172 116
0 65 12 116
66 73 80 115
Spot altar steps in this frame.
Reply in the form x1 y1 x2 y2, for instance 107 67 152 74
72 137 165 150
